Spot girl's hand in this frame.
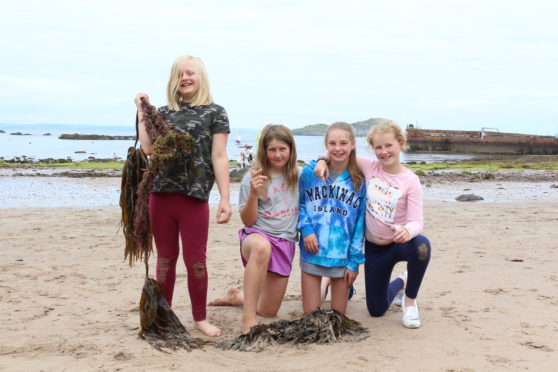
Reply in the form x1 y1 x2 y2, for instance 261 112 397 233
314 159 329 184
249 169 267 195
216 199 232 224
344 269 358 287
303 233 319 253
391 225 411 243
134 93 150 109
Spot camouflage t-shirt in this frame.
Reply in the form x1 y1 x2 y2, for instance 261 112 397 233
151 102 230 201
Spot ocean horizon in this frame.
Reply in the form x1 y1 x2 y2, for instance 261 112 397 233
0 124 475 164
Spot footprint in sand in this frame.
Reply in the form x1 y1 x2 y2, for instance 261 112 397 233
483 288 508 295
520 341 554 352
435 290 450 298
486 355 512 366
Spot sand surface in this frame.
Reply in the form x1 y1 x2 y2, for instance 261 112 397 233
1 178 557 371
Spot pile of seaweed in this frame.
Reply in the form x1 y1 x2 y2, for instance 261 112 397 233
217 309 369 352
139 278 207 352
120 97 202 351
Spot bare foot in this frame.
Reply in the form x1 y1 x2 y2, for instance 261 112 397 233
208 288 244 306
242 317 258 334
194 320 221 337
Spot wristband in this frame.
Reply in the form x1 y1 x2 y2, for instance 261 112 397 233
317 156 329 164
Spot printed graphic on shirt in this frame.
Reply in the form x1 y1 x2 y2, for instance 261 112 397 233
366 176 402 224
262 182 299 219
302 184 363 217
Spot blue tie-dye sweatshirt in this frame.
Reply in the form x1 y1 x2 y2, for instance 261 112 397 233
298 160 366 272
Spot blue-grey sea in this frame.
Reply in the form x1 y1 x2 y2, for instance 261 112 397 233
0 124 474 164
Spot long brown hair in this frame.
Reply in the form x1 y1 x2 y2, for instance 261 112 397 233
325 122 364 190
254 124 298 192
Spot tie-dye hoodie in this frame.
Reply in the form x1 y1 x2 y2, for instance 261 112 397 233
298 160 366 272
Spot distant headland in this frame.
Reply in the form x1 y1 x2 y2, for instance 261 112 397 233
291 118 390 136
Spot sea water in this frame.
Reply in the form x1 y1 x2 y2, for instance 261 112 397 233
0 124 474 164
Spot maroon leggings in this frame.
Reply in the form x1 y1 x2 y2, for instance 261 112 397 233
149 192 209 321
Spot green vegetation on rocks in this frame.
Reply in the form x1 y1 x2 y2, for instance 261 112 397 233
291 124 328 136
292 118 390 136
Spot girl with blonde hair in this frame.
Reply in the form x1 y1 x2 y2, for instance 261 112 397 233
134 55 231 337
315 121 431 328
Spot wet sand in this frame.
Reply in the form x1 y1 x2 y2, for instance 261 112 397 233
1 171 557 371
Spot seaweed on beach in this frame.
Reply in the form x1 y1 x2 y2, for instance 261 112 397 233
120 146 149 266
139 277 207 352
132 98 197 256
217 309 369 352
120 97 196 264
119 97 200 350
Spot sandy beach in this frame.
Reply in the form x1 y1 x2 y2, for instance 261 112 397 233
1 173 557 371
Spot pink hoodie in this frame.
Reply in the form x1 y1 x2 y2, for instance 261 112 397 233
357 156 423 241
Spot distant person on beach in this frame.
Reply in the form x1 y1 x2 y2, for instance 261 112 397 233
246 148 254 164
209 124 299 334
134 55 231 337
315 121 431 328
240 151 246 168
298 122 366 315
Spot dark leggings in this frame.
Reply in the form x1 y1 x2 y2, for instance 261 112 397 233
364 235 431 317
149 192 209 321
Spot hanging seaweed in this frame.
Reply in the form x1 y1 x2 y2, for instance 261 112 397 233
139 277 207 351
119 97 201 350
120 144 149 267
217 309 369 352
126 97 196 262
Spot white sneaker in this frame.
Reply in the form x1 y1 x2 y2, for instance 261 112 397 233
393 290 404 307
402 301 421 329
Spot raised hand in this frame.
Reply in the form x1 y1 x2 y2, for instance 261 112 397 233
249 169 267 195
134 93 150 110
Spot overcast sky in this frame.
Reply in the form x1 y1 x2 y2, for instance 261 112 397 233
1 0 557 135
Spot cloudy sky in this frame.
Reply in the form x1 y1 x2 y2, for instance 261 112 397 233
1 0 557 135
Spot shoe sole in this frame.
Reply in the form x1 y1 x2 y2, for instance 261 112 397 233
403 322 421 329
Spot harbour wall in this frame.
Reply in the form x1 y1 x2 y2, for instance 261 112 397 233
406 129 558 155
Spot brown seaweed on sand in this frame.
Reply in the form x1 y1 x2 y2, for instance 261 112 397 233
217 309 369 352
139 277 207 352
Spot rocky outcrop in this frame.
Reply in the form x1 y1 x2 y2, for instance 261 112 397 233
59 134 135 140
229 167 250 182
456 194 484 202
